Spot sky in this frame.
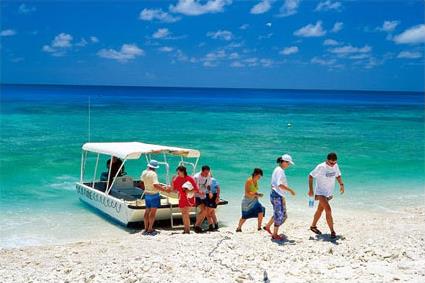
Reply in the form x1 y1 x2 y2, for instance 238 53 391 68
1 0 424 92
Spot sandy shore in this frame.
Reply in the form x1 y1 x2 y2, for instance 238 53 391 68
1 206 424 283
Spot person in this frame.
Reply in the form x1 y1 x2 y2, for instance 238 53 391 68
100 156 125 189
140 160 170 236
236 168 265 232
172 166 201 234
308 152 345 239
193 165 212 233
264 154 296 241
206 176 221 231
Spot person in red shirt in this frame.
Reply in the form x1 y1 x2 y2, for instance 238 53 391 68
172 166 201 234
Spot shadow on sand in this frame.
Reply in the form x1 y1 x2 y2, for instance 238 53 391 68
270 234 297 246
310 234 345 245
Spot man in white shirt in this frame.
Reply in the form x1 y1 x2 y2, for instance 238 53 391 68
193 165 212 233
264 154 296 241
140 160 170 235
308 152 345 239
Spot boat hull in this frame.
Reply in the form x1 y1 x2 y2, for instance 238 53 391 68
76 183 222 226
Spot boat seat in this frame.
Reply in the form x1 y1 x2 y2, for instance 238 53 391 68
112 176 134 190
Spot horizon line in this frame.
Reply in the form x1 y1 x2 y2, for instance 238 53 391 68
1 82 423 94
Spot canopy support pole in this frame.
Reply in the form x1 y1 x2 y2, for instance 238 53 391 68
92 153 99 189
106 158 127 195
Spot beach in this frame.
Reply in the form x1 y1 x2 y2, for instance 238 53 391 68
1 85 424 282
1 205 424 283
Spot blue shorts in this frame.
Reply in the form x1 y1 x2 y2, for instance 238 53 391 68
145 193 160 208
270 190 287 226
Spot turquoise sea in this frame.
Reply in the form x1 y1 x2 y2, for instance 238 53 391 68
1 84 424 248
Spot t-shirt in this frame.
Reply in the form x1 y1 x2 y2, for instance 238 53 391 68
210 178 219 194
309 162 341 197
141 169 159 194
271 166 288 197
194 171 211 199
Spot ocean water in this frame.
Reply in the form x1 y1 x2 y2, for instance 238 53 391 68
1 84 424 248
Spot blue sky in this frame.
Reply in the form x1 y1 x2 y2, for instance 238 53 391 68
1 0 424 92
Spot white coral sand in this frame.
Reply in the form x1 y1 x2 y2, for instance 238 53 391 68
1 207 424 283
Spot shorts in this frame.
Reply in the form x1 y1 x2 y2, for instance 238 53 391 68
270 190 287 226
315 195 333 201
196 197 208 207
205 193 218 208
145 193 160 208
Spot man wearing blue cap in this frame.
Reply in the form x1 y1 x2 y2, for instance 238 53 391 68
141 160 170 235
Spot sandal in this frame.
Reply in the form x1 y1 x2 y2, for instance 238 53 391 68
263 226 272 235
330 231 337 239
271 234 285 241
310 226 322 235
236 228 242 232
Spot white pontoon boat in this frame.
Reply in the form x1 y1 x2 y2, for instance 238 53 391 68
76 142 228 227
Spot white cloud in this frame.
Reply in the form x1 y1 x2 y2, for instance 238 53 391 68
393 24 425 44
240 24 249 30
207 30 233 41
280 46 299 55
315 1 341 12
170 0 232 16
323 39 340 46
311 56 336 66
42 33 73 56
97 44 144 62
250 0 273 14
153 28 170 39
266 22 272 27
349 54 370 60
279 0 300 17
158 46 174 52
377 20 400 32
18 4 36 14
397 51 422 59
75 38 88 47
90 36 99 43
294 21 326 37
260 58 273 67
139 8 180 23
230 61 244 68
229 52 239 59
52 33 73 48
331 22 343 33
329 45 372 55
0 29 16 37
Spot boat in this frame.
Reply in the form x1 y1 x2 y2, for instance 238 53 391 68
76 142 228 227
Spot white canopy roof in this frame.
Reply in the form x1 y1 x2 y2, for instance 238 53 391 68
82 142 200 160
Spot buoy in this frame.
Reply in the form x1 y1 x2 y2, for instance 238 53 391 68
287 123 292 127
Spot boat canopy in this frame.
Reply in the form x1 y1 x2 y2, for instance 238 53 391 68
82 142 200 160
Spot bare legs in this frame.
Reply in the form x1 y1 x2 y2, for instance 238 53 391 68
143 208 158 233
257 212 264 230
195 204 208 227
311 196 334 233
181 207 191 233
143 208 150 232
237 212 264 231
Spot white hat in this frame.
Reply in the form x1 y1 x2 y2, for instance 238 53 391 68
147 159 159 169
182 181 195 198
182 181 194 190
281 154 294 165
